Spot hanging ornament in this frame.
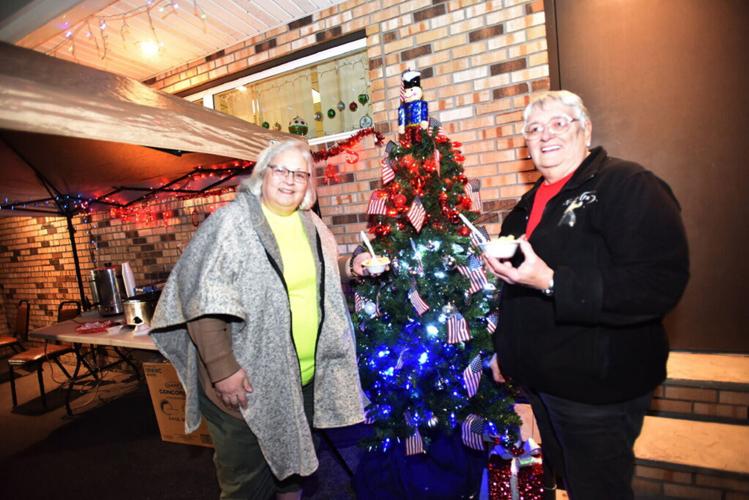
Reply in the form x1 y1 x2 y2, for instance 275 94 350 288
442 255 456 270
314 111 323 121
401 154 417 170
393 193 407 208
358 93 370 105
423 158 438 173
327 108 336 119
349 101 358 112
261 121 270 129
438 191 448 203
343 150 359 165
363 301 378 317
288 116 309 136
323 164 340 185
442 303 457 316
337 100 346 111
460 196 473 211
273 122 282 131
359 114 373 128
458 226 471 237
374 224 391 237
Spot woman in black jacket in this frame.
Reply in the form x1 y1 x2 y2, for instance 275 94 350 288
483 90 689 500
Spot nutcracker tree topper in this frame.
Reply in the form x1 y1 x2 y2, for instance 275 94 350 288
398 69 429 143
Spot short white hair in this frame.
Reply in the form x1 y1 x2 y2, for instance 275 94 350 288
239 140 317 210
523 90 591 126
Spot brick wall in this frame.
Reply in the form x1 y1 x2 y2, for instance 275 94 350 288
149 0 549 251
651 381 749 424
0 0 549 330
0 194 233 331
634 460 749 499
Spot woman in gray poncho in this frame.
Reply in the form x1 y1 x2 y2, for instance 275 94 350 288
150 140 365 499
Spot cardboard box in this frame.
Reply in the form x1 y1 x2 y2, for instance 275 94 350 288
143 361 213 448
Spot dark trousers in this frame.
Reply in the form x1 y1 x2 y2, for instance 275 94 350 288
525 389 652 500
199 383 315 500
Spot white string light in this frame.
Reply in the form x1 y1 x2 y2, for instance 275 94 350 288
47 0 207 62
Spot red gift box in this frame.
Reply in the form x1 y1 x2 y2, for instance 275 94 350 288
487 440 544 500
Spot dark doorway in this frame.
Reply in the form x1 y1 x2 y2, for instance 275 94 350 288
544 0 749 351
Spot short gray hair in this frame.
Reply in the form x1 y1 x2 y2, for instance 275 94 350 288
523 90 591 126
239 140 317 210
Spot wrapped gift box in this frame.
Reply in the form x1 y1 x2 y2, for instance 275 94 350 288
486 439 544 500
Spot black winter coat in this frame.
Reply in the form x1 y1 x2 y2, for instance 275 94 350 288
494 147 689 404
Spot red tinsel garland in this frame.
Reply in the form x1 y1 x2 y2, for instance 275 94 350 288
311 128 385 163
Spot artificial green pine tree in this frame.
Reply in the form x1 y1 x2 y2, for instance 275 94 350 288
353 123 521 458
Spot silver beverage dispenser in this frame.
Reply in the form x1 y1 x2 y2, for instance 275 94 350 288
90 265 125 316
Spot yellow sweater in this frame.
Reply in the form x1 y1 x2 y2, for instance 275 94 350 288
262 205 319 385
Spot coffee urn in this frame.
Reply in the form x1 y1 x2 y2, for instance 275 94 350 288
90 265 125 316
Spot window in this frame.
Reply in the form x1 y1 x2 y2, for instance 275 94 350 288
187 40 371 144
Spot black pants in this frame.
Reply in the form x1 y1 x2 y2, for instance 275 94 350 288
525 389 651 500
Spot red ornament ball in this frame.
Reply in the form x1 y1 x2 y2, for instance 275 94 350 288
458 226 471 237
393 194 407 208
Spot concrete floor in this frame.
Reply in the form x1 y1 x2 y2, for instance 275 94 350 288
0 352 360 499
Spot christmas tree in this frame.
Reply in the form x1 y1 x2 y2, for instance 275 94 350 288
352 70 521 468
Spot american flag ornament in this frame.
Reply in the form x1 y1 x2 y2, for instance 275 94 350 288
486 312 498 334
464 179 482 212
457 255 489 295
463 354 483 397
354 292 364 312
367 190 388 215
409 287 430 316
447 312 471 344
381 158 395 185
405 428 425 455
364 407 376 424
395 348 409 370
433 147 441 175
428 117 444 137
407 196 426 233
404 413 426 455
469 226 490 250
462 413 485 451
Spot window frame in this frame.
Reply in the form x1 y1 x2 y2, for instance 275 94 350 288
184 38 368 146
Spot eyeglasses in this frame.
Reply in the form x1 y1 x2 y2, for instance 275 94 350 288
523 115 580 141
268 164 311 184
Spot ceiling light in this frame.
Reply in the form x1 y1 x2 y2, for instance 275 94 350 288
139 41 160 57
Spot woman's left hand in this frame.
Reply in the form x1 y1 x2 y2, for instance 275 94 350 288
483 238 554 291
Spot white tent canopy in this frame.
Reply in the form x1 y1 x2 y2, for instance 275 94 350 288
0 41 293 216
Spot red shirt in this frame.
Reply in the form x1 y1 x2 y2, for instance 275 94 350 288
525 170 575 238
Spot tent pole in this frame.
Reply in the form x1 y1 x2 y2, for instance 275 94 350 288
66 214 90 310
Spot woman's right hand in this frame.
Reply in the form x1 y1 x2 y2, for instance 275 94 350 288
351 252 389 277
214 368 253 410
